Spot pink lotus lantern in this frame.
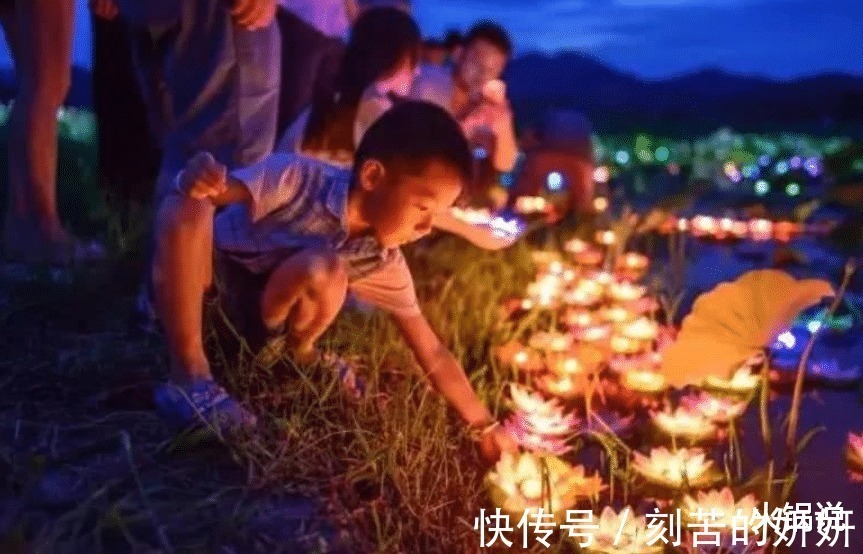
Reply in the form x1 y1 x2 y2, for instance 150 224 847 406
583 507 665 554
691 216 717 238
595 230 617 246
847 432 863 473
615 252 650 280
574 323 612 343
730 220 748 239
600 305 636 324
564 238 590 255
528 331 573 353
679 393 747 424
496 342 545 373
680 488 766 554
702 367 760 394
538 373 584 400
515 195 549 215
574 247 605 267
748 218 773 242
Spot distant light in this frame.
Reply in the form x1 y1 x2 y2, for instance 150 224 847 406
786 182 801 197
500 173 514 187
723 162 737 177
655 146 670 162
593 166 611 183
775 161 789 175
547 171 564 191
667 162 681 176
593 196 609 213
807 320 822 334
754 180 770 196
637 149 653 163
473 147 488 160
742 164 759 179
615 150 630 165
758 155 772 167
804 157 820 177
789 156 802 169
776 331 796 350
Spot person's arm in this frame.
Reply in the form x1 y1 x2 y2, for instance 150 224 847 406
393 311 519 460
432 209 519 250
343 0 360 24
491 105 518 172
393 312 494 426
176 151 303 219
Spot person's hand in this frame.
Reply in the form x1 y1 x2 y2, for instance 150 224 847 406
231 0 277 30
477 423 519 464
89 0 119 20
176 152 228 200
461 101 513 138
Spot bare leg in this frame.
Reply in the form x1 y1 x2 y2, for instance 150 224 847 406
2 0 77 263
151 195 216 384
260 251 348 363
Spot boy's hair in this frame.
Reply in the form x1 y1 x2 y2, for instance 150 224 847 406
443 29 463 51
353 101 472 187
463 21 512 57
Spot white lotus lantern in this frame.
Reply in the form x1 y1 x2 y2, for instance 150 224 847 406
620 317 659 342
616 252 650 280
609 282 646 303
748 218 773 242
539 373 583 399
651 407 718 442
601 306 636 324
623 369 667 393
611 335 647 355
596 230 617 246
632 447 717 489
702 367 760 394
583 506 664 554
564 238 590 255
485 453 605 522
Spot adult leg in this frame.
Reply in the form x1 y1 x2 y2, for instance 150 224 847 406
151 194 216 384
260 250 348 363
2 0 77 264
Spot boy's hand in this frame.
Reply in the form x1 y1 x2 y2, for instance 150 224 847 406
231 0 277 30
477 424 519 464
89 0 119 20
178 152 228 200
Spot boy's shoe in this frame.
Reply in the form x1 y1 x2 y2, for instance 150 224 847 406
153 379 258 435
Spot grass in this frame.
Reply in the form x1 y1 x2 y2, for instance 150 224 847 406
0 212 562 553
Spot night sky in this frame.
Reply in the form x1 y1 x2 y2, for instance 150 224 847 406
0 0 861 79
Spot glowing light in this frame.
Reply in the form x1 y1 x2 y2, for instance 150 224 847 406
615 150 630 164
742 164 759 179
547 171 564 191
593 166 610 183
785 182 801 197
804 157 820 177
473 146 488 160
758 155 772 166
775 161 789 175
592 196 609 213
754 179 770 196
655 146 669 162
777 331 796 349
789 155 802 169
806 320 822 334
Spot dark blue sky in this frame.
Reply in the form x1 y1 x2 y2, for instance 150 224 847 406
1 0 861 79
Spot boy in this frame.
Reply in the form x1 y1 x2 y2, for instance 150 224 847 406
151 101 517 460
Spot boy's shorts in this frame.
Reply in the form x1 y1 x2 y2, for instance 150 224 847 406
208 250 292 357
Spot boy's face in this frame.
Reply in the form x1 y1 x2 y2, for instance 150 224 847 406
456 39 508 95
359 159 463 248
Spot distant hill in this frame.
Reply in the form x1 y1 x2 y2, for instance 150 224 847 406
2 56 862 138
504 52 863 137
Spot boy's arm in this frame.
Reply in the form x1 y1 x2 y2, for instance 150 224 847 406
392 312 494 426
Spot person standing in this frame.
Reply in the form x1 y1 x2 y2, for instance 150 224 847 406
0 0 104 265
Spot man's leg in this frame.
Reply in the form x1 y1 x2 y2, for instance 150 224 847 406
260 250 348 364
1 0 77 263
151 194 216 384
